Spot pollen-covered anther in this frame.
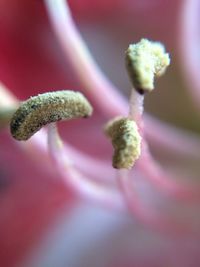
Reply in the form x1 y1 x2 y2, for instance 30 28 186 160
125 38 170 93
10 90 93 141
104 117 142 169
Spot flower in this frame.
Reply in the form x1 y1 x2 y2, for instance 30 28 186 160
1 0 200 267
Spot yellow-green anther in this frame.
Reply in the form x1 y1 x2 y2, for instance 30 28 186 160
104 117 141 169
125 38 170 93
10 90 93 141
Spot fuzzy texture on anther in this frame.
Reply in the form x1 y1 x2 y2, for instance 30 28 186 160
104 117 141 169
125 38 170 93
10 90 93 141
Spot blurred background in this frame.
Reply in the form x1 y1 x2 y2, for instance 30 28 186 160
0 0 200 266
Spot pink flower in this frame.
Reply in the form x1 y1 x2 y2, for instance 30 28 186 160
1 0 200 266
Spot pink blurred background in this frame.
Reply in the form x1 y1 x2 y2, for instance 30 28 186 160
1 1 200 266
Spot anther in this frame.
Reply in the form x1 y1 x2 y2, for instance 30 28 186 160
125 38 170 93
104 117 141 169
10 90 93 141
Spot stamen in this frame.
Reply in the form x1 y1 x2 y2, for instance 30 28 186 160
104 117 141 169
45 0 195 162
10 90 93 141
125 38 170 93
